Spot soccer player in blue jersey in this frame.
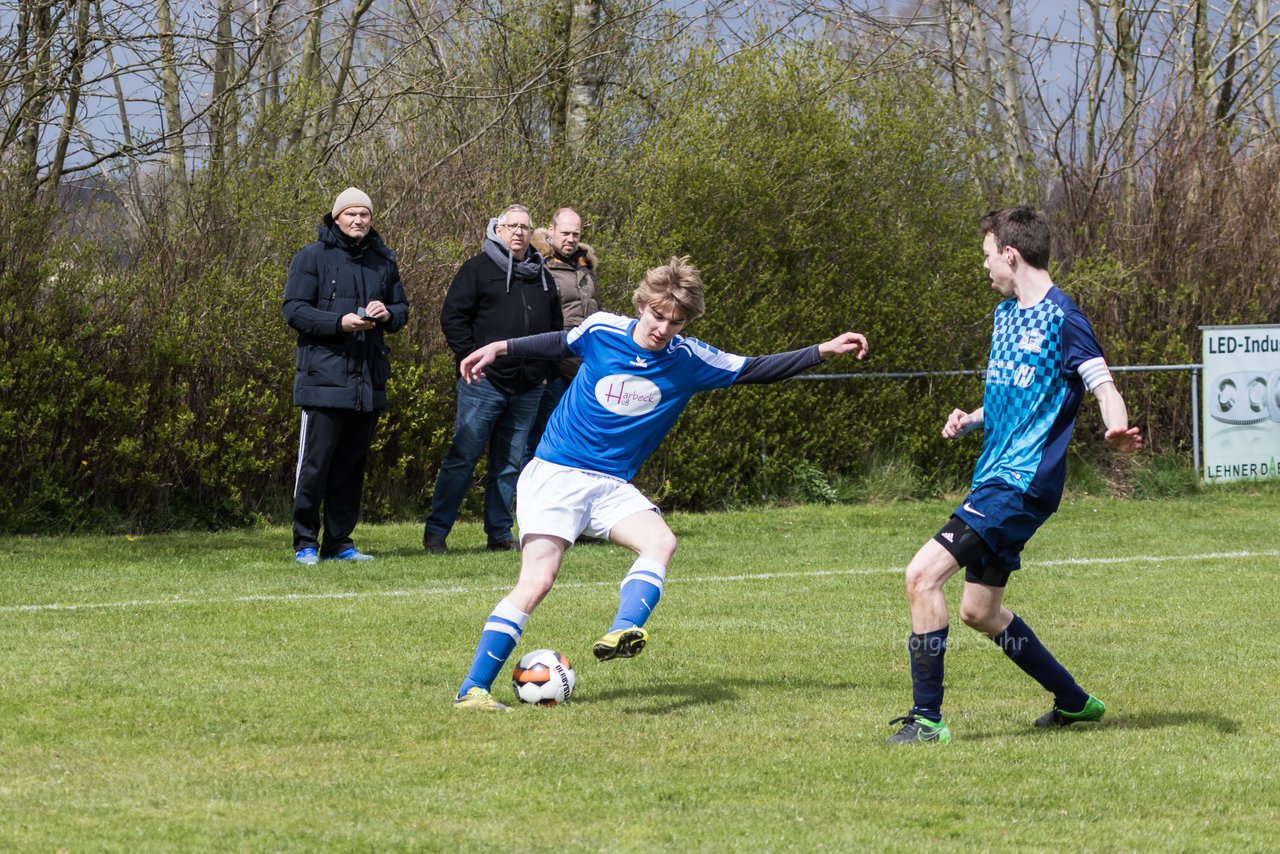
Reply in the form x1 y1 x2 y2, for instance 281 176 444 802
887 206 1143 743
449 255 869 709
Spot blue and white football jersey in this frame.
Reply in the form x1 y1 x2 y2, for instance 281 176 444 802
536 312 746 480
973 287 1113 509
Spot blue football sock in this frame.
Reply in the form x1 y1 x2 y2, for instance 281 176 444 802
994 614 1088 712
908 626 949 722
608 558 667 632
458 597 528 697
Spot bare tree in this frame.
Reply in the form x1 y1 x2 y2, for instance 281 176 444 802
546 0 571 142
44 0 92 205
287 0 324 151
565 0 602 148
317 0 376 154
1083 0 1106 178
1252 0 1278 130
9 0 58 196
154 0 189 202
994 0 1031 193
1109 0 1139 211
209 0 235 174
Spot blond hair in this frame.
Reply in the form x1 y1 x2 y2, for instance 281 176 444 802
632 256 706 322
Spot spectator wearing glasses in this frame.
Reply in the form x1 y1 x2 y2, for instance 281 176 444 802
424 204 563 553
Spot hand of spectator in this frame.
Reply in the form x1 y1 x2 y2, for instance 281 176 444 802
341 312 376 332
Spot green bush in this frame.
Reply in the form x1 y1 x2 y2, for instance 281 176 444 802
0 44 999 531
11 35 1230 532
578 44 989 508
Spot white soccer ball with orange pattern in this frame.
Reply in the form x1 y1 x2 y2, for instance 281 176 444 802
511 649 575 705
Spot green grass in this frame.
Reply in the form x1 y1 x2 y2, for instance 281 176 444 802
2 493 1278 850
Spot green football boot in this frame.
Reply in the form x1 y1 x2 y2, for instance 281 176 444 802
1034 694 1106 728
886 714 952 744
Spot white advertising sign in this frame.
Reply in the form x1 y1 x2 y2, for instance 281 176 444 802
1201 324 1280 482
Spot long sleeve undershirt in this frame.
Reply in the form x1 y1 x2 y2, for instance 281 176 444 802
507 333 822 384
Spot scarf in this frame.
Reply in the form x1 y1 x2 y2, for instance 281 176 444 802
483 218 547 293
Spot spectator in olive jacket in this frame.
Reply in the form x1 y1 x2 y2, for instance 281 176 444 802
523 207 601 467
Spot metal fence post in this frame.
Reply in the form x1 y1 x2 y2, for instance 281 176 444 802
1191 367 1200 478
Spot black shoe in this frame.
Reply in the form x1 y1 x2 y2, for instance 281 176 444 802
423 531 448 554
487 539 519 552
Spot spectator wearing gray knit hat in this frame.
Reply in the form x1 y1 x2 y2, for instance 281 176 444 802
283 187 409 565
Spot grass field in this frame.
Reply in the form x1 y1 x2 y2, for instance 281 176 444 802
2 493 1278 851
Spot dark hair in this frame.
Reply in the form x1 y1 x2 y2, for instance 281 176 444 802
979 206 1050 270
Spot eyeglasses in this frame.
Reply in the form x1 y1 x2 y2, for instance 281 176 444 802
500 223 532 233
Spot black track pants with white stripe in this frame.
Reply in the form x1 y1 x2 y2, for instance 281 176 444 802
292 407 379 554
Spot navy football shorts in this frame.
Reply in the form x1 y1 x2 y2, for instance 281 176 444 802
933 481 1054 587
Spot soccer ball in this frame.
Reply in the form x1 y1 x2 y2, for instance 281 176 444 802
511 649 575 706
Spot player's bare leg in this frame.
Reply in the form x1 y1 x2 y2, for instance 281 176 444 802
508 534 570 613
889 540 962 743
905 539 962 633
958 580 1013 636
454 534 569 707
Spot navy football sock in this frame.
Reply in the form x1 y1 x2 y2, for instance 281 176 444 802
994 614 1088 712
908 626 949 722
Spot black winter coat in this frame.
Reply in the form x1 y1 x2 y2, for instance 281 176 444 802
283 216 410 411
440 251 563 395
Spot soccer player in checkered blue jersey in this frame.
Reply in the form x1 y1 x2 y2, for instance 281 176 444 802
449 256 869 710
887 206 1143 744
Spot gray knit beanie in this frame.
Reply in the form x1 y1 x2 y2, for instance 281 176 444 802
332 187 373 219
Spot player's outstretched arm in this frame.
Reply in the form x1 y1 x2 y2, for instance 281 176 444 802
817 331 868 361
733 331 866 386
942 407 983 439
459 340 509 384
1094 382 1143 452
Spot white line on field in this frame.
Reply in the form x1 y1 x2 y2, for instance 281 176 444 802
2 550 1276 614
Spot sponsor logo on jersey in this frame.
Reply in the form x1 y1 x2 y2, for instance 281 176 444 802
1014 364 1036 388
596 374 661 416
986 358 1015 385
629 355 649 369
1018 328 1045 353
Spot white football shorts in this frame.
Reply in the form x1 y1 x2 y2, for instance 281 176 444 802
516 458 658 544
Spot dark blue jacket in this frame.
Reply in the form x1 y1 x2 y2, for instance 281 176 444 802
283 216 409 411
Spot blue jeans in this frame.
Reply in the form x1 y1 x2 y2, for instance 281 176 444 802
522 372 571 469
426 377 543 543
